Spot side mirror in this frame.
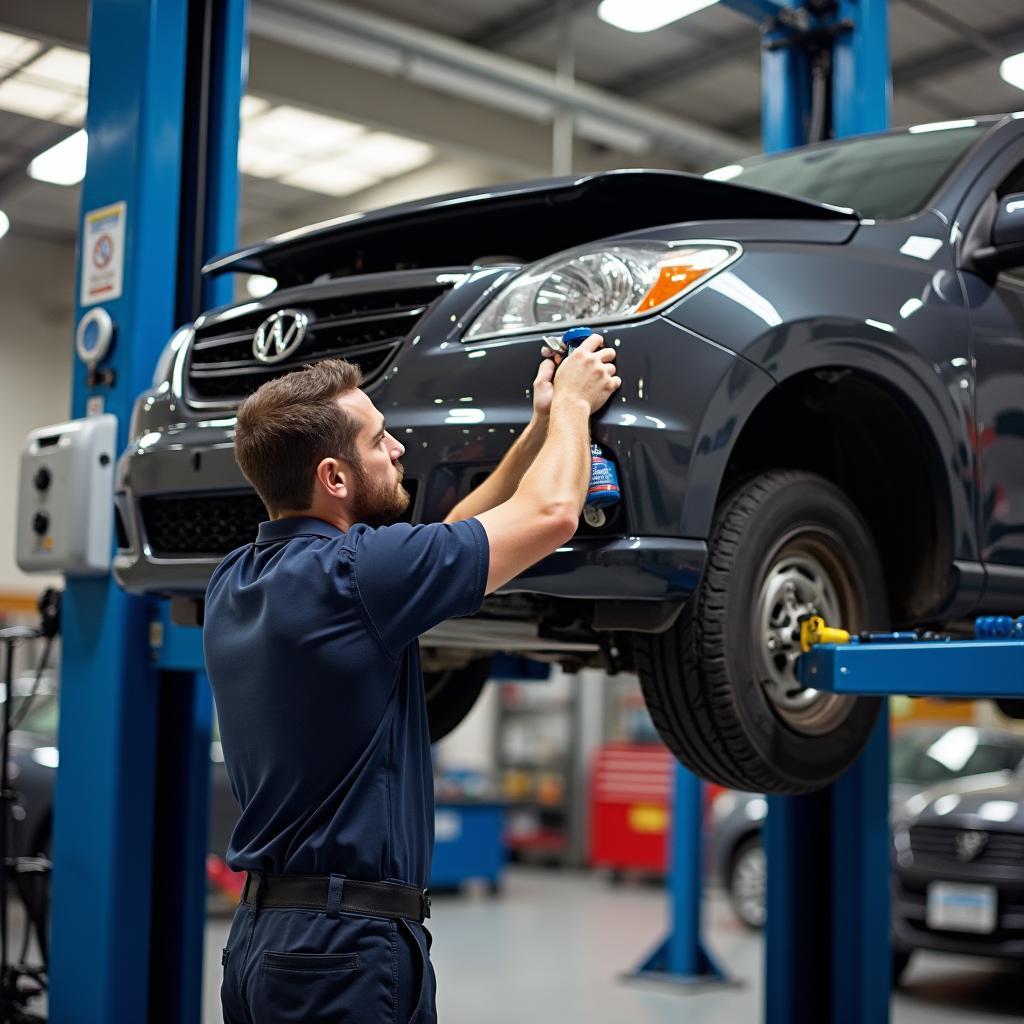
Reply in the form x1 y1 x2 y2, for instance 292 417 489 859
970 192 1024 276
993 193 1024 248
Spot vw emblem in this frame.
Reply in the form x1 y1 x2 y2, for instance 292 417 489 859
954 830 988 863
253 309 308 364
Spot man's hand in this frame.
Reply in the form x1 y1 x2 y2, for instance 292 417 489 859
552 333 620 413
531 355 557 419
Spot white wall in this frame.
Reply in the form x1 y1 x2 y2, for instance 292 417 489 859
0 234 75 593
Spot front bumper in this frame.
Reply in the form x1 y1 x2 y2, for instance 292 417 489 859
892 866 1024 960
114 417 706 606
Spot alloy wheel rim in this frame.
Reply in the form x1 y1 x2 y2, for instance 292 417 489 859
755 534 859 735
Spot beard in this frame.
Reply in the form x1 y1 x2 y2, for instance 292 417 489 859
349 459 410 527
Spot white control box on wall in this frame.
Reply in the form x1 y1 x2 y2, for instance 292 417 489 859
16 415 118 576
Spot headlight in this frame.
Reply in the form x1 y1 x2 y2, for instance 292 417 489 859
151 325 194 386
464 240 740 341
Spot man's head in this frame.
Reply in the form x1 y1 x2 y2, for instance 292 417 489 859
234 358 408 527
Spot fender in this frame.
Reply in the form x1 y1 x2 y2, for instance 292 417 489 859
680 317 977 568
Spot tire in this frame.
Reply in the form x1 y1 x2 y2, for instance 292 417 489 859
636 470 887 794
425 656 493 743
995 698 1024 720
728 834 766 930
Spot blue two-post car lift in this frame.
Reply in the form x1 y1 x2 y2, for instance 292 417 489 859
47 0 1019 1023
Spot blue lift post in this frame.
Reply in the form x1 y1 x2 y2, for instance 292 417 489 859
632 764 726 986
633 0 892 1007
756 3 894 1023
48 2 244 1021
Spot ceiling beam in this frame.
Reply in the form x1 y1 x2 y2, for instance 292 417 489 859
248 0 746 166
468 0 593 50
611 31 756 97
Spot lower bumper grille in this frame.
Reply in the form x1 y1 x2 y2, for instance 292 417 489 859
140 482 419 558
141 493 268 557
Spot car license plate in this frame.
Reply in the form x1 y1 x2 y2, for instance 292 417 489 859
926 882 997 934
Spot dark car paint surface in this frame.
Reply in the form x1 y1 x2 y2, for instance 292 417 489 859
115 114 1024 656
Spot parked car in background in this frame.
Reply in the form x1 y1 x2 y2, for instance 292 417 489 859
7 693 238 874
118 113 1024 794
709 724 1024 929
892 761 1024 982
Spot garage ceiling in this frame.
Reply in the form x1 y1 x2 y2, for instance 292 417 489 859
1 0 1023 248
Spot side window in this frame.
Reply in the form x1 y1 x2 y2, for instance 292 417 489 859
997 160 1024 200
995 159 1024 286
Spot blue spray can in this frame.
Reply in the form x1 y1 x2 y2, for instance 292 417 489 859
555 326 621 516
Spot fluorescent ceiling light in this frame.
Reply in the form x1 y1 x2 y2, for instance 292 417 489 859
1001 52 1024 91
21 47 90 91
598 0 719 33
704 163 744 182
237 98 435 196
0 78 72 121
28 130 88 186
237 138 304 179
242 105 364 156
280 161 380 197
0 44 89 126
0 30 41 73
0 210 8 240
240 95 270 120
907 118 977 134
347 132 433 176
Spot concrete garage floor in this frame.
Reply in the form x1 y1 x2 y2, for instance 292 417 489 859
203 867 1023 1023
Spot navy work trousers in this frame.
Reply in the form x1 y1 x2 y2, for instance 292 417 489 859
220 893 436 1023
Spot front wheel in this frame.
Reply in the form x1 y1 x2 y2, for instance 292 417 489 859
424 656 493 743
636 470 887 794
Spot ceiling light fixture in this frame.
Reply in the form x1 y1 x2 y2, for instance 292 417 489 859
0 43 89 126
1000 52 1024 92
597 0 719 33
0 30 41 73
28 130 88 186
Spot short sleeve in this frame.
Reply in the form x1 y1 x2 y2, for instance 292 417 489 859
352 519 489 656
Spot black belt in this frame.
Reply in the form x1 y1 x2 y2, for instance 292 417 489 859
241 873 431 924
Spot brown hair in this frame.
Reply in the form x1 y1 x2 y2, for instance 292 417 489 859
234 358 364 515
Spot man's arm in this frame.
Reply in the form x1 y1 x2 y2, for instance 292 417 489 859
444 358 555 524
474 335 620 594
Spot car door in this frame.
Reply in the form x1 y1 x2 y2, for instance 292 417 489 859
959 154 1024 576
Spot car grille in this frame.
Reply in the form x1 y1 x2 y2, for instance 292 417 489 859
186 282 450 405
909 825 1024 867
141 482 419 558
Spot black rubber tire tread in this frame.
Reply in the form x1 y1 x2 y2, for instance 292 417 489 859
425 656 493 743
636 470 887 794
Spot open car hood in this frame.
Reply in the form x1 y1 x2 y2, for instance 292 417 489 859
205 169 858 286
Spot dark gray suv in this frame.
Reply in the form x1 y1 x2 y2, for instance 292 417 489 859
116 114 1024 795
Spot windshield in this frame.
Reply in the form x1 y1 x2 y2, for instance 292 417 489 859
712 124 989 220
891 725 1024 786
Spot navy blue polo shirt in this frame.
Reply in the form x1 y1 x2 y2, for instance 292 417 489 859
203 515 489 888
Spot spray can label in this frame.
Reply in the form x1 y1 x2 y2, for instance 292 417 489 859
587 444 621 509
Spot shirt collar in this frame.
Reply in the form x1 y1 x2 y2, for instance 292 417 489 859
255 516 346 543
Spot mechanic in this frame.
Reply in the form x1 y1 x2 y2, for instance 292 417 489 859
205 334 619 1024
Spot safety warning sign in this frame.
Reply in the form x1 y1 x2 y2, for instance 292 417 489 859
80 201 126 306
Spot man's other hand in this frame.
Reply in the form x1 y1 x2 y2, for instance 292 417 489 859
532 356 557 418
552 333 621 413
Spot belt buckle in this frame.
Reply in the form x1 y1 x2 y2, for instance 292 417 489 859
420 888 431 921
